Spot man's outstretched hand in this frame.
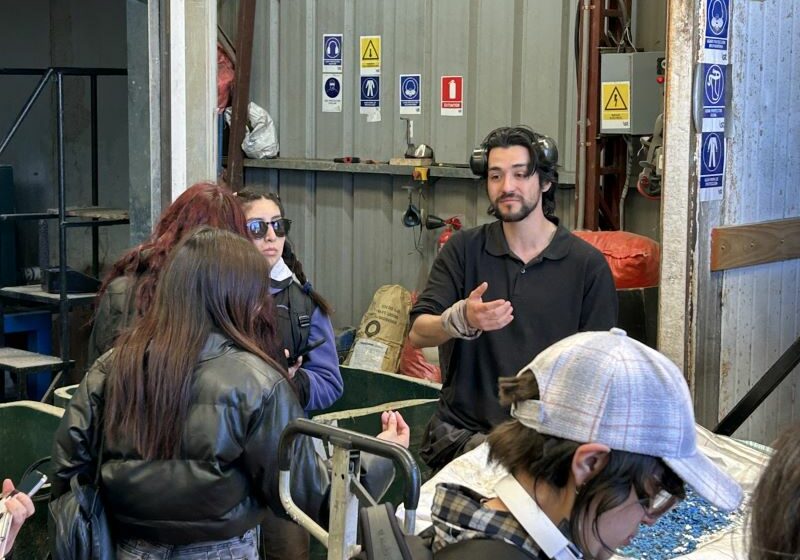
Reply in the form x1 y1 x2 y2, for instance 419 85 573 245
465 282 514 331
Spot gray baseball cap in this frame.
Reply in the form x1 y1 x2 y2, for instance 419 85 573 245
511 328 743 511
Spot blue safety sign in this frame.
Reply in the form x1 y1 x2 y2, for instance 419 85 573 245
323 34 342 71
699 132 725 189
399 74 421 115
704 0 730 55
360 76 380 108
702 63 725 125
324 76 341 98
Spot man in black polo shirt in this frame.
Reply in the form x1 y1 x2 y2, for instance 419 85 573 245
409 125 617 470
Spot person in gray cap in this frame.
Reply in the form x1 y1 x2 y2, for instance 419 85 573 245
430 328 743 560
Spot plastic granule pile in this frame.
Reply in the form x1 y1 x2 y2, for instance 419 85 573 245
619 488 744 559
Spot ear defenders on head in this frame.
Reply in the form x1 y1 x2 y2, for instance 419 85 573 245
469 127 559 178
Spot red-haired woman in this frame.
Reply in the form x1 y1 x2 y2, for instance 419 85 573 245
87 182 267 362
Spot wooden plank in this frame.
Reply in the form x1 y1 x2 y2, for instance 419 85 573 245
710 217 800 271
224 0 256 190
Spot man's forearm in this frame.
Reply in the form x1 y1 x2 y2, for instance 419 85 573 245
408 314 453 348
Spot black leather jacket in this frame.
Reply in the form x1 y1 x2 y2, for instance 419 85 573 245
87 275 138 365
52 332 334 545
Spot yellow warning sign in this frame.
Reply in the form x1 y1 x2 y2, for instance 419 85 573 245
360 35 381 73
602 81 630 127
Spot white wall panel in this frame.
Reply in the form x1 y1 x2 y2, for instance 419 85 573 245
713 0 800 442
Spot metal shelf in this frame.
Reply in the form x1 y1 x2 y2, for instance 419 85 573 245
1 207 129 226
243 157 478 179
0 285 96 306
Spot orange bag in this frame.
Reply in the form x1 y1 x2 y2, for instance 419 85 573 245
573 230 660 289
398 338 442 383
398 292 442 383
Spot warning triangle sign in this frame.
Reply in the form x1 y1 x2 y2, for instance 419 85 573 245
604 86 628 111
362 40 379 61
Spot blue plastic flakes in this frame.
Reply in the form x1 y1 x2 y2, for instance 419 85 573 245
618 488 744 559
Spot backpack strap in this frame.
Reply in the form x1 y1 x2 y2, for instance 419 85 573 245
433 539 537 560
357 503 432 560
286 277 314 353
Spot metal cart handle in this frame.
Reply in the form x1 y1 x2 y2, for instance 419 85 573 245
277 417 420 545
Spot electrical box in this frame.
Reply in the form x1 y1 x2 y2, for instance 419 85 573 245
600 52 665 135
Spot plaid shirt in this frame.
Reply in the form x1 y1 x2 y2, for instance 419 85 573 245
429 483 549 558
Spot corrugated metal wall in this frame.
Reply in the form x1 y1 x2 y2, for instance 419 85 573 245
230 0 581 327
218 0 664 328
696 0 799 443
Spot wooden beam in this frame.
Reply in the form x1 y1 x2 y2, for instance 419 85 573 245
224 0 256 190
710 217 800 271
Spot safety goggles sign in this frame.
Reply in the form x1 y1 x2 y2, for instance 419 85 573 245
322 74 342 113
399 74 421 115
440 76 463 116
360 76 380 114
699 131 724 201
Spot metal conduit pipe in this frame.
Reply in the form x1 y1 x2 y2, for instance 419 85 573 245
576 0 591 230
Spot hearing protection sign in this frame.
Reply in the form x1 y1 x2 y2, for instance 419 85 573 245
323 34 343 72
601 81 630 131
360 36 381 76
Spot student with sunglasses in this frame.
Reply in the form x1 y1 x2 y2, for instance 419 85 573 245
235 189 343 414
235 189 343 560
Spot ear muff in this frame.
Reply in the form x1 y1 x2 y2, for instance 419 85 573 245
469 129 559 178
469 147 488 177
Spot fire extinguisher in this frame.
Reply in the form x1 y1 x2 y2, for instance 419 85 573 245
437 217 462 253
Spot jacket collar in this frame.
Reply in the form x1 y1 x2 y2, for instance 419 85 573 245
485 217 571 261
198 331 235 363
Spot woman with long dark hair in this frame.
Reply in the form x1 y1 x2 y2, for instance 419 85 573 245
235 189 343 412
52 227 409 559
87 182 260 363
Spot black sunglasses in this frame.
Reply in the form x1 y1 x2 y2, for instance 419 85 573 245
247 217 292 239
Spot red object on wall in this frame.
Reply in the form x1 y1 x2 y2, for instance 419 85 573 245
217 45 235 111
572 230 661 289
440 76 463 112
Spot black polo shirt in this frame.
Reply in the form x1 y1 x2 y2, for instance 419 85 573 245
411 220 618 433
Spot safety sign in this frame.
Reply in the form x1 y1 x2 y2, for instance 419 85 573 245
704 0 730 63
360 75 380 114
399 74 421 115
601 81 630 130
699 131 724 201
702 63 726 132
322 74 342 113
360 35 381 75
323 34 342 72
440 75 463 117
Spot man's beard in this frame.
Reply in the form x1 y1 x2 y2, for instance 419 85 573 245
493 193 539 222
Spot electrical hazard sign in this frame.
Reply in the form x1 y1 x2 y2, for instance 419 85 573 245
601 81 630 131
360 35 381 76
